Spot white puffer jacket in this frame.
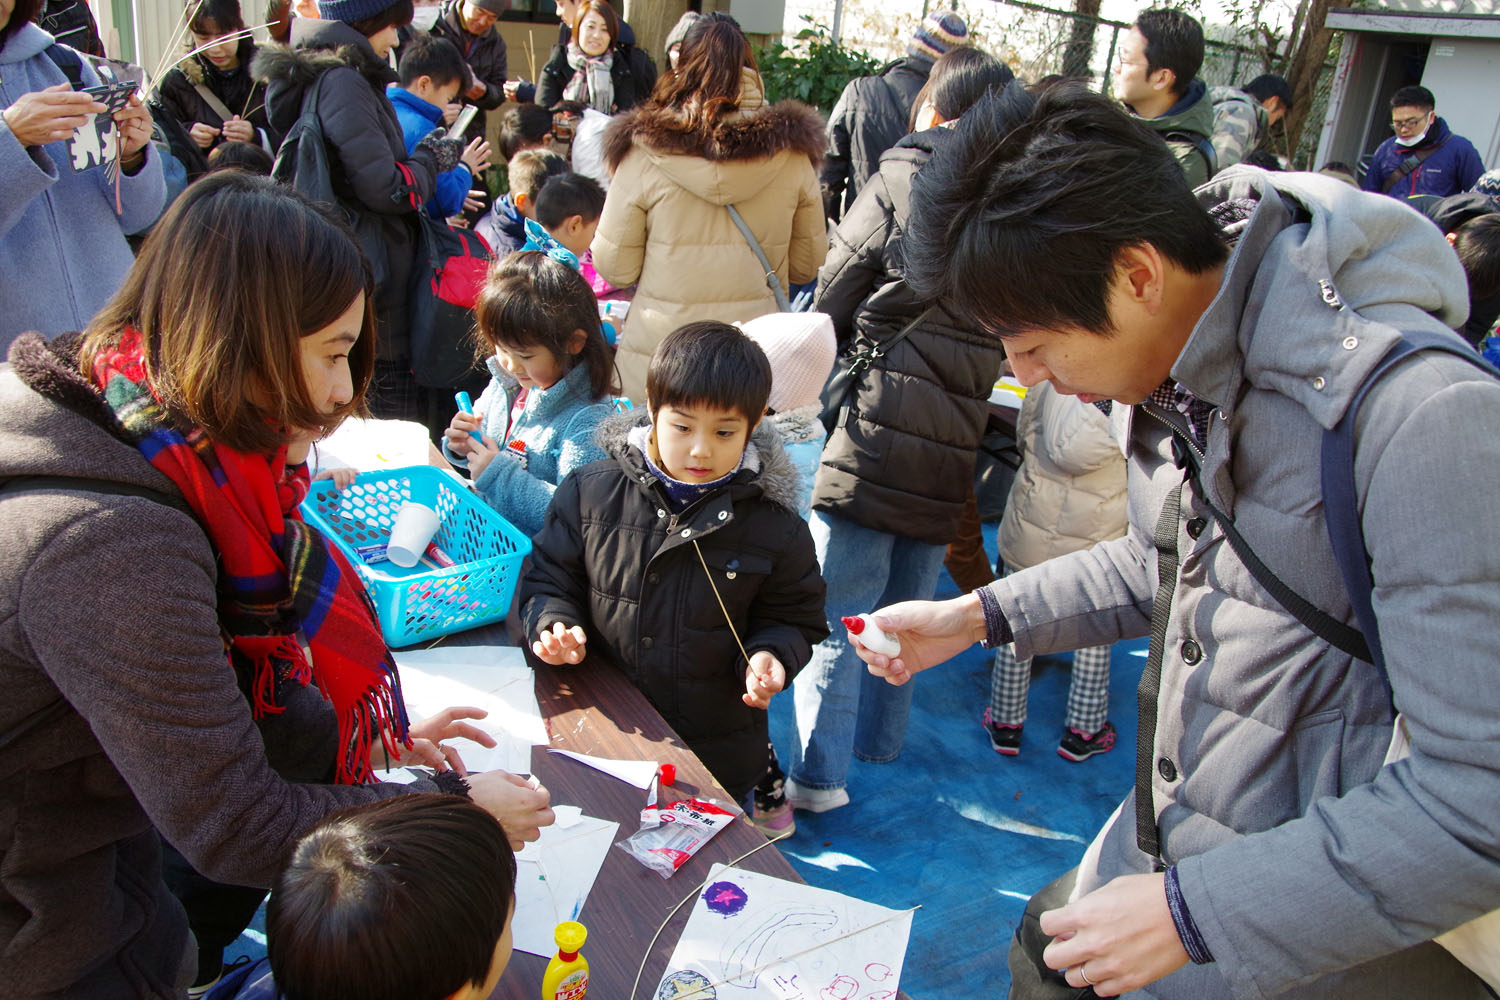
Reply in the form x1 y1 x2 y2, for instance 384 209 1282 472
997 381 1127 570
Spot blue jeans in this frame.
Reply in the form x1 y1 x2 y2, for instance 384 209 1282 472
788 512 946 790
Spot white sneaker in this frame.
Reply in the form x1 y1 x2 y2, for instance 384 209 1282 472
784 779 851 813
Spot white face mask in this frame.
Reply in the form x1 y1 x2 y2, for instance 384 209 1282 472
1395 127 1429 148
411 5 440 30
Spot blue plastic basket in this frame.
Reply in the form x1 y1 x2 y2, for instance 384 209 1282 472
300 465 531 648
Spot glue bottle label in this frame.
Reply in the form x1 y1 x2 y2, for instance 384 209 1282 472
556 969 588 999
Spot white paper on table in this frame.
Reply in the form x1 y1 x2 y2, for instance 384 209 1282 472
310 417 435 473
512 814 620 957
393 647 548 775
655 864 912 1000
548 749 658 789
374 766 422 785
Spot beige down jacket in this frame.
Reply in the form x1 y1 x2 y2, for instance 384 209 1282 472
594 76 827 402
997 380 1127 570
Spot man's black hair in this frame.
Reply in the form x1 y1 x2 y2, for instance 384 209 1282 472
905 83 1228 338
647 321 771 424
535 172 606 229
1454 213 1500 302
1243 150 1281 171
1134 8 1204 97
1391 84 1436 111
500 104 555 161
397 33 467 90
1242 72 1293 111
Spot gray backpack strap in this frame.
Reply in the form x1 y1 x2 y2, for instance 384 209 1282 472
726 204 793 312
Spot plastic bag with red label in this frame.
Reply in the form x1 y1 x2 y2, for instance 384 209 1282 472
615 797 735 879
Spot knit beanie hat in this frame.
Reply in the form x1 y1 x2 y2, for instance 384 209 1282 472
664 11 702 57
469 0 508 13
316 0 404 24
1473 169 1500 197
737 312 837 414
908 10 968 64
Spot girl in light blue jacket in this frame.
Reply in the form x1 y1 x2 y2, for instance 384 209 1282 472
443 251 619 536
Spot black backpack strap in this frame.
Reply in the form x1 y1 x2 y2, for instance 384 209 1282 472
42 42 86 90
1380 139 1446 195
0 475 190 751
1164 129 1217 177
1321 332 1499 696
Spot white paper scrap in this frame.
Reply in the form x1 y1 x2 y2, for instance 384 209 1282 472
394 647 548 775
512 814 620 957
655 864 912 1000
548 749 659 789
374 767 422 785
311 417 435 472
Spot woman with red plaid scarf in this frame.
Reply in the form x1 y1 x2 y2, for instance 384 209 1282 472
0 170 554 1000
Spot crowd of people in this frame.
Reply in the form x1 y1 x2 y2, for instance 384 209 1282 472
3 0 1499 998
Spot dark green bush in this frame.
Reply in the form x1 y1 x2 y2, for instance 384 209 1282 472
756 17 882 112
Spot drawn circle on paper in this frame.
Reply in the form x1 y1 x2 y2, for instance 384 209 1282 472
865 962 892 981
702 880 749 916
657 970 715 999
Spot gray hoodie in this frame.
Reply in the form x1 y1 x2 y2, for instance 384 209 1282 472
989 168 1499 998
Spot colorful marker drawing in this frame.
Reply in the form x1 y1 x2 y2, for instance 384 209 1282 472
656 865 912 1000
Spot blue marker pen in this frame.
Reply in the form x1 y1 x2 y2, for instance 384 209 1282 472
454 391 483 441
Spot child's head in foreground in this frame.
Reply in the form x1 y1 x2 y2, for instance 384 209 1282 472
534 172 606 258
267 794 517 1000
645 322 771 483
475 250 615 399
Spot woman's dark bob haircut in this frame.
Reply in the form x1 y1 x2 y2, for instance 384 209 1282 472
82 171 375 455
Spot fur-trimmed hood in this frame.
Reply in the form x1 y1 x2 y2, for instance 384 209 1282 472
603 97 825 173
596 409 806 514
252 18 396 134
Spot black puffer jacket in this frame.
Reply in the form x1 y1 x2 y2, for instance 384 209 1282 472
255 19 438 363
535 42 643 114
819 57 929 221
521 413 828 800
812 126 1006 544
429 1 506 142
155 40 273 154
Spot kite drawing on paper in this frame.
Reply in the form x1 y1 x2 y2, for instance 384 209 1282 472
655 865 913 1000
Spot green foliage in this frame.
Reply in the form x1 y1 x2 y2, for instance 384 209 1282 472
755 17 881 112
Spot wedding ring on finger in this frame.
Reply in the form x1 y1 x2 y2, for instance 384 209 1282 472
1079 965 1095 987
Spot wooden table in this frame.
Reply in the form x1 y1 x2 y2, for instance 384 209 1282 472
437 630 811 1000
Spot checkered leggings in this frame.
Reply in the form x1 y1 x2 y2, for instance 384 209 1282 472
987 565 1111 733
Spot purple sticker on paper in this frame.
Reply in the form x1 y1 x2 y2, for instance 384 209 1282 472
702 880 748 916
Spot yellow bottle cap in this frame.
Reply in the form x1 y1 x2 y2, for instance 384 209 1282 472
554 920 587 954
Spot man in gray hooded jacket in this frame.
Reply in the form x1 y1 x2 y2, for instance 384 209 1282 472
856 83 1500 998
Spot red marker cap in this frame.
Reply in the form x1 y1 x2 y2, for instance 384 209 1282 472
659 763 676 786
841 615 865 635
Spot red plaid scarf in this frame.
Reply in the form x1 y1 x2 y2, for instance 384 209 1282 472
93 329 409 783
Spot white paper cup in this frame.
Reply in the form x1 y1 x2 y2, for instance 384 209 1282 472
386 502 441 568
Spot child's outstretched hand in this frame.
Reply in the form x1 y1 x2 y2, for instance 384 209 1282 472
444 406 484 459
533 620 588 665
312 466 358 490
743 650 786 709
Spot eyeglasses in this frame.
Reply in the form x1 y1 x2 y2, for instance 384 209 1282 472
1390 114 1430 131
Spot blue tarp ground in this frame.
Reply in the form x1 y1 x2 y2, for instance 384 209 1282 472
225 524 1145 999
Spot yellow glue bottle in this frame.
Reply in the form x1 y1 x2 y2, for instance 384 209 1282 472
541 921 589 1000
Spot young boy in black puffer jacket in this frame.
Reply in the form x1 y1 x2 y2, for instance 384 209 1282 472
520 322 828 807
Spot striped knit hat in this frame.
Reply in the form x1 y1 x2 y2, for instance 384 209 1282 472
908 10 968 64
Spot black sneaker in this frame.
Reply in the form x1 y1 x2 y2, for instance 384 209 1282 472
1057 721 1117 762
981 707 1022 756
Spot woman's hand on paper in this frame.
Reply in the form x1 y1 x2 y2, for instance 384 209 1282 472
742 650 785 709
469 770 555 848
403 705 497 775
533 620 588 665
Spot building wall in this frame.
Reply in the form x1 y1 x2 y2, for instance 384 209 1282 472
1420 35 1500 165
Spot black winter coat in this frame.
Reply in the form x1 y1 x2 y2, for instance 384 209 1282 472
813 127 1006 544
255 20 438 364
521 413 828 800
429 2 506 143
535 42 643 114
156 41 273 155
818 57 928 221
